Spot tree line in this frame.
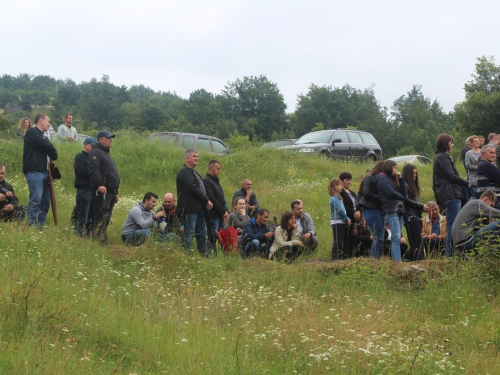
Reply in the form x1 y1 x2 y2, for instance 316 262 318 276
1 55 498 157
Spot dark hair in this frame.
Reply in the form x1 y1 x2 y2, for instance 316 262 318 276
34 113 47 124
339 172 352 181
436 134 454 153
382 160 399 187
402 163 420 197
357 161 385 195
291 200 302 209
280 211 295 230
184 149 198 157
64 114 72 120
208 159 221 168
143 192 158 202
257 208 269 216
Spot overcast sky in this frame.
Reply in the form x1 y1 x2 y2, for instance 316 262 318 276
2 0 499 114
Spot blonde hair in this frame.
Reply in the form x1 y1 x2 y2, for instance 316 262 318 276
328 178 343 198
18 117 32 134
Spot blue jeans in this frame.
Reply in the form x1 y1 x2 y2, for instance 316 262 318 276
25 171 50 228
243 238 274 259
181 212 207 255
123 229 151 246
363 209 384 259
466 220 500 250
384 213 403 262
76 189 93 237
442 198 462 257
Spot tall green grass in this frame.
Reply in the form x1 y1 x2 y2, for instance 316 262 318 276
0 132 499 374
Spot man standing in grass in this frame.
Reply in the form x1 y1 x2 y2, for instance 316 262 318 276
23 113 58 228
88 130 120 244
73 137 97 237
57 114 78 141
121 192 165 246
176 149 213 255
291 199 318 253
203 159 229 234
233 179 259 218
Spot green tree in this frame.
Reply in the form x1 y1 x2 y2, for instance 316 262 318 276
221 75 287 140
455 56 500 136
182 89 223 129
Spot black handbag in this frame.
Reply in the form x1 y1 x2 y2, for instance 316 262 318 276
49 161 62 179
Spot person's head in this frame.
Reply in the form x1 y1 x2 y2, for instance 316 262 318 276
402 163 420 197
339 172 352 190
291 200 303 218
480 190 497 207
478 135 485 146
64 114 73 125
427 201 439 220
18 117 32 132
34 113 50 132
488 133 498 143
436 134 454 154
481 145 496 163
470 135 480 149
163 193 176 210
207 159 221 177
242 179 252 191
0 164 5 182
232 197 246 211
256 208 270 225
328 178 343 197
280 211 295 230
96 130 115 148
184 149 199 168
142 192 159 211
382 159 399 186
83 137 97 153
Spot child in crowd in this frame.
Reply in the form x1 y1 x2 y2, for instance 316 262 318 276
329 178 351 260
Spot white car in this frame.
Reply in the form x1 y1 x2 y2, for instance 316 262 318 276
388 155 432 166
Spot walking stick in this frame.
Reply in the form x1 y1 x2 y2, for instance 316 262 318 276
48 162 58 225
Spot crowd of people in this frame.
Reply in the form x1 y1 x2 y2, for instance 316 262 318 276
3 114 500 262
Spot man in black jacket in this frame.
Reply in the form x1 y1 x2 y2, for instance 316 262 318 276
203 160 228 237
73 137 96 236
23 113 58 228
88 131 120 244
0 164 22 222
176 149 213 255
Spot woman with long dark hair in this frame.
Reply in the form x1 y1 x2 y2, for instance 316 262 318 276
401 163 427 260
268 210 304 261
433 134 470 257
374 160 405 262
357 161 385 258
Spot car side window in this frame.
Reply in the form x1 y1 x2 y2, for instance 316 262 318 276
333 131 349 144
198 138 212 151
360 133 378 145
153 134 178 144
213 140 229 154
347 132 363 144
183 135 195 148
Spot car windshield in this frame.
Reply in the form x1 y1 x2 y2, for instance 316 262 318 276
295 132 333 145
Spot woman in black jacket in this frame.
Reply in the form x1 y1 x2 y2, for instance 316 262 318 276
401 164 428 261
433 134 470 257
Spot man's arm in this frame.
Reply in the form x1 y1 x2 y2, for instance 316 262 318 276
178 168 209 204
479 162 500 184
303 213 316 236
25 129 58 161
88 150 104 187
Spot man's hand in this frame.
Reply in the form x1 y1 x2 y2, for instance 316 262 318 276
223 212 229 219
354 210 361 220
245 188 253 199
400 237 407 245
0 193 5 201
155 210 166 220
206 200 213 210
5 191 13 199
115 194 120 203
265 231 275 238
297 240 304 247
430 233 438 239
302 233 311 240
98 186 107 195
3 204 14 212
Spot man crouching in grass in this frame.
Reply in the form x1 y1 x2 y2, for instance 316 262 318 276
121 192 166 246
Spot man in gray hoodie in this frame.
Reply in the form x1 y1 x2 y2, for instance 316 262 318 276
451 190 500 251
121 192 166 246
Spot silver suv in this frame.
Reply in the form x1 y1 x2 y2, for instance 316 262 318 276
279 129 382 162
148 132 231 155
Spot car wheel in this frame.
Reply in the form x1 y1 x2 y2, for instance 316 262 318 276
367 154 376 163
320 151 330 160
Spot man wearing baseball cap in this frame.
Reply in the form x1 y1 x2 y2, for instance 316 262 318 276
88 130 120 244
72 137 97 236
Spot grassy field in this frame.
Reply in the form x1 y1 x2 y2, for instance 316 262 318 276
1 133 499 374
